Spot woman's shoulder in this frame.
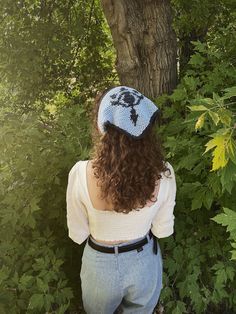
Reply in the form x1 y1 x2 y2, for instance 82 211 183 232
68 160 88 179
68 160 80 173
162 161 175 178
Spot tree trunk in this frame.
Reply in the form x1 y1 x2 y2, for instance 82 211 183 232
101 0 177 98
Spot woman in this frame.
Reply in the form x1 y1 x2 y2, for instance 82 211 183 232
66 86 177 314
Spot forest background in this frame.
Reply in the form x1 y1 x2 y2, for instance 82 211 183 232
0 0 236 313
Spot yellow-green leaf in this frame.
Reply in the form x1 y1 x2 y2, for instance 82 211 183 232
208 111 220 125
218 108 232 126
211 144 228 171
45 104 57 115
187 105 208 111
203 137 219 154
227 138 236 165
203 135 229 171
223 86 236 99
228 138 235 156
195 113 205 130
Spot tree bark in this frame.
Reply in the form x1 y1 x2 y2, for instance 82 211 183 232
101 0 177 98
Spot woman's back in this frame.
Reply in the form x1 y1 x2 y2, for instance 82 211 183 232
86 159 161 212
66 159 176 246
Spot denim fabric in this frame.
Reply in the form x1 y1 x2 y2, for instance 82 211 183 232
80 231 163 314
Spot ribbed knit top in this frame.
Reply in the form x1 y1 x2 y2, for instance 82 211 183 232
66 160 177 244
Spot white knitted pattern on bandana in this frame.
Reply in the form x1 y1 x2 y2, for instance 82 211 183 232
97 86 159 139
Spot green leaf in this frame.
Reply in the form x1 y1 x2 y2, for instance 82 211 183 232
219 160 236 193
203 190 214 209
227 138 236 165
187 105 208 111
184 76 199 90
189 53 205 66
218 108 232 126
172 301 187 314
230 249 236 260
212 92 222 104
36 277 48 293
208 111 220 125
57 303 70 314
211 207 236 233
19 274 34 288
0 266 10 284
196 97 214 105
164 258 179 276
28 294 44 310
62 287 74 299
191 196 203 210
223 86 236 99
171 88 187 101
211 207 236 260
215 268 228 285
44 294 54 311
225 266 235 282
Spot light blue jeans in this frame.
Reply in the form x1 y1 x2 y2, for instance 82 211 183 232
80 230 163 314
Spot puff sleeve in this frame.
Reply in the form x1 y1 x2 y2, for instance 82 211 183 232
66 162 90 245
151 163 177 238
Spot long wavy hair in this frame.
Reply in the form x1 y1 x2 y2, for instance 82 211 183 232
89 87 171 214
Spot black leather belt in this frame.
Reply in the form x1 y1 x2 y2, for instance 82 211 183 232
88 229 158 255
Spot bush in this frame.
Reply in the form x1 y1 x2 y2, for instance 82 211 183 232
156 36 236 313
0 96 92 313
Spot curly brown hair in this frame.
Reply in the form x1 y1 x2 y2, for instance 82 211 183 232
89 87 171 214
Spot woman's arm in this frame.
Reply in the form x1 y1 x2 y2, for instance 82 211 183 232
151 163 177 238
66 162 90 245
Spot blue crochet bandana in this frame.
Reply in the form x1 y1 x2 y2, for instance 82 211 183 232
97 86 160 139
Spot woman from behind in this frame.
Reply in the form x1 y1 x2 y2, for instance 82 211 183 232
66 86 177 314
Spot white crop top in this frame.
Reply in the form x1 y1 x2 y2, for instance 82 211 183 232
66 160 177 244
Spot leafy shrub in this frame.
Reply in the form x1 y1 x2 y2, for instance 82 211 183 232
156 36 236 313
0 97 92 313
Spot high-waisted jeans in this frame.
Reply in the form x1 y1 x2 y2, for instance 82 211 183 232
80 230 163 314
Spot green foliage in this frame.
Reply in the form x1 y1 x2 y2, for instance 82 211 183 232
0 98 92 312
212 208 236 260
0 0 117 111
0 1 116 312
187 87 236 171
156 21 236 312
171 0 236 74
1 0 236 313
